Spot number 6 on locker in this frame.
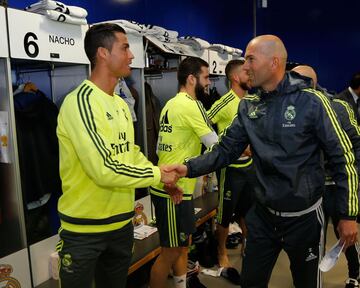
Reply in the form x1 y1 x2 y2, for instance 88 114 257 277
23 32 39 58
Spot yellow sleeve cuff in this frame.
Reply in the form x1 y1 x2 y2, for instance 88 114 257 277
152 166 161 186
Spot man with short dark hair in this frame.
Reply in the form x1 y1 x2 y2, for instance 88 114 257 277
149 57 218 288
56 23 178 288
207 59 255 268
336 72 360 123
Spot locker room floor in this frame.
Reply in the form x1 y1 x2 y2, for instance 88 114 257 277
167 223 353 287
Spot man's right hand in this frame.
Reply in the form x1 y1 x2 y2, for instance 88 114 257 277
162 164 188 178
159 165 179 185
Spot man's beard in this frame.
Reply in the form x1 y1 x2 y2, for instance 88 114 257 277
195 82 207 100
240 81 251 91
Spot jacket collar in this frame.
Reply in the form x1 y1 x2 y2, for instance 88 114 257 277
257 71 313 98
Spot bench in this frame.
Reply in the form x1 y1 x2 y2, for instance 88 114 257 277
128 191 218 274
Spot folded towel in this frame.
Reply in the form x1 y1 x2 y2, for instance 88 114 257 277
94 20 179 41
209 44 243 56
26 0 88 18
153 35 178 43
122 27 144 36
151 25 178 39
104 20 156 35
47 10 87 25
178 37 210 50
209 44 227 53
224 46 235 54
233 48 243 56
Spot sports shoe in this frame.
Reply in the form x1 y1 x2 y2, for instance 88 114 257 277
186 275 207 288
220 267 242 285
226 235 240 249
187 260 200 278
345 278 360 288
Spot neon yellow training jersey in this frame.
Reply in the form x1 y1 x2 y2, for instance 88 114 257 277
57 80 160 233
150 92 213 199
207 89 240 135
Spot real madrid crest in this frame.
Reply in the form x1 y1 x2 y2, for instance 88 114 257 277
284 105 296 121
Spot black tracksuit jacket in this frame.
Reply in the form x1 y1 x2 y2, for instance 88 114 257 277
186 72 358 219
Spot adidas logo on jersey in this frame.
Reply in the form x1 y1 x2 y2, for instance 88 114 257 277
122 108 129 121
106 112 113 120
248 106 259 119
160 110 172 133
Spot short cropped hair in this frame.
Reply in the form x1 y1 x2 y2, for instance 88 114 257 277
225 59 245 80
177 57 209 87
84 23 126 69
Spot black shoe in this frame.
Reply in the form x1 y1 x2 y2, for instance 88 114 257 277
220 267 242 285
226 235 240 249
231 232 243 241
345 278 360 288
186 275 207 288
187 260 200 278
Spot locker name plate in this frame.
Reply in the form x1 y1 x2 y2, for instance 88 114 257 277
7 8 89 64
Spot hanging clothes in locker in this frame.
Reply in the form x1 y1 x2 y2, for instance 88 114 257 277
126 77 140 120
115 78 138 122
145 82 161 165
14 85 61 244
197 86 221 111
128 86 139 117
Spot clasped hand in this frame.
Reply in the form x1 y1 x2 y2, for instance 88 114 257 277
159 164 188 204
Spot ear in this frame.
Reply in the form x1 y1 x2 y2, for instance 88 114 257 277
97 47 109 62
187 74 197 86
271 57 279 69
232 73 240 83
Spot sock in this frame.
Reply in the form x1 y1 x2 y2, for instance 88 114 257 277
173 274 186 288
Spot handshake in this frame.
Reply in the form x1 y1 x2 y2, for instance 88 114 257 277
159 164 188 204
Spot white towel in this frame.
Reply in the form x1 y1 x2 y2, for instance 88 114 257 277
151 25 178 39
153 35 178 43
201 267 224 277
233 48 243 56
47 10 87 25
119 20 153 33
209 44 243 55
26 0 88 18
224 46 235 54
103 20 156 35
209 44 227 53
178 37 210 50
121 27 143 35
95 20 179 40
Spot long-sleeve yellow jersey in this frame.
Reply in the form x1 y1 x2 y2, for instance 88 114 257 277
57 80 160 233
